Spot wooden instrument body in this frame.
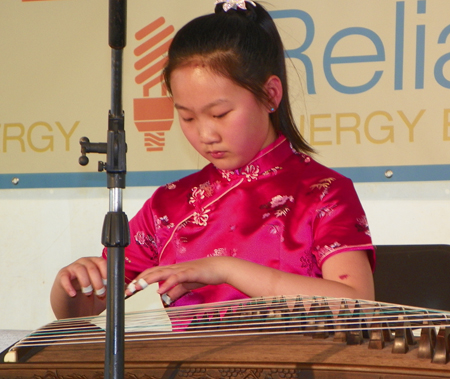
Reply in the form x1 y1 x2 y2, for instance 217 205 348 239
2 332 450 378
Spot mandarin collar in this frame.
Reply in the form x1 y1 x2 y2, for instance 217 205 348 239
217 135 299 182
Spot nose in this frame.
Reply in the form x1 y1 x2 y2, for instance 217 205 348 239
197 121 221 144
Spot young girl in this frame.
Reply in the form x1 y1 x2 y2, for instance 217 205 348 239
51 0 375 319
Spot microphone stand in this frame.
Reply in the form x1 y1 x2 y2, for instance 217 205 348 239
79 1 128 378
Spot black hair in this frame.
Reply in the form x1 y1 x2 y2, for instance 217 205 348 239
163 1 313 154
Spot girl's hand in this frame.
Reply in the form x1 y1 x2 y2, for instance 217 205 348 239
125 257 231 303
56 257 108 299
124 251 375 307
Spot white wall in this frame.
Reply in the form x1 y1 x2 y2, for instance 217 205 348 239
1 181 450 331
357 181 450 245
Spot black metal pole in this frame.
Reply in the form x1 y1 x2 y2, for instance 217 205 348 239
78 3 128 377
104 2 128 379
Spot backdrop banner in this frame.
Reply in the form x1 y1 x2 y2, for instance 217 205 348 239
1 0 450 188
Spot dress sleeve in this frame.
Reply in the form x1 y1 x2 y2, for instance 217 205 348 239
102 195 160 283
311 176 375 270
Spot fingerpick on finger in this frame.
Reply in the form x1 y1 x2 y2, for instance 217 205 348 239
81 285 93 295
138 278 148 289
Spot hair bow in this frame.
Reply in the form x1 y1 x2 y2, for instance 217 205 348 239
215 0 257 12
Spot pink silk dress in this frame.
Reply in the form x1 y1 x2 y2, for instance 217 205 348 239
104 136 375 307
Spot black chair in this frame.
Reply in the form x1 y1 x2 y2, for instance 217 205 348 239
374 244 450 311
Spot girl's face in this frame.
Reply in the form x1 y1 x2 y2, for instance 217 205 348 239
170 65 278 171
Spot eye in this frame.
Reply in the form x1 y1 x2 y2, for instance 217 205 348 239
177 112 194 122
175 109 194 123
213 111 230 119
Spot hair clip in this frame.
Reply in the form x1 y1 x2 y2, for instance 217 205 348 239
215 0 256 12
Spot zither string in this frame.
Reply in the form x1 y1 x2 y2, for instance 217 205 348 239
9 295 450 349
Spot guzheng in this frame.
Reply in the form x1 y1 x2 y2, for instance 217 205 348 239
1 295 450 379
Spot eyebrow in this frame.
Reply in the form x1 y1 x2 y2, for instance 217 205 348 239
174 99 230 113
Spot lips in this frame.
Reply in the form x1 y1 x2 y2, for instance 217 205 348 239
209 151 226 159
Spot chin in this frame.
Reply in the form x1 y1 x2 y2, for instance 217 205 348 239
205 155 248 171
214 161 246 172
214 164 235 171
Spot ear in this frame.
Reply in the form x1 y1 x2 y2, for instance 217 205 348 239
264 75 283 112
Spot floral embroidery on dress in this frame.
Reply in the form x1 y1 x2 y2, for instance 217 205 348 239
207 247 237 257
160 215 174 228
262 166 282 176
154 215 174 229
189 181 217 208
174 235 187 255
289 142 299 155
220 165 260 182
177 220 189 230
187 182 217 227
189 187 205 205
356 215 371 236
199 181 217 197
208 247 227 257
243 164 260 182
191 208 210 226
166 182 176 190
275 208 290 217
267 224 285 242
289 143 311 163
299 255 314 276
315 242 342 261
269 225 280 235
134 231 158 255
316 205 336 218
310 177 336 200
270 195 294 208
261 195 294 219
220 170 235 182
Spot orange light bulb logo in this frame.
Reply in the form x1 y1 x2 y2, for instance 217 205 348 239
133 17 175 152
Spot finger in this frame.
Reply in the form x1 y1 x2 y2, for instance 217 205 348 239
125 266 176 296
160 286 185 306
161 282 205 304
155 270 192 294
86 257 108 297
125 277 149 297
60 267 95 297
96 279 108 297
65 263 94 296
81 284 94 295
92 257 108 283
161 293 172 307
59 270 78 297
67 258 107 298
87 268 107 298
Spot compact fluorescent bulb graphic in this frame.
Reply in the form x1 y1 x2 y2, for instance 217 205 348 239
133 17 175 152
